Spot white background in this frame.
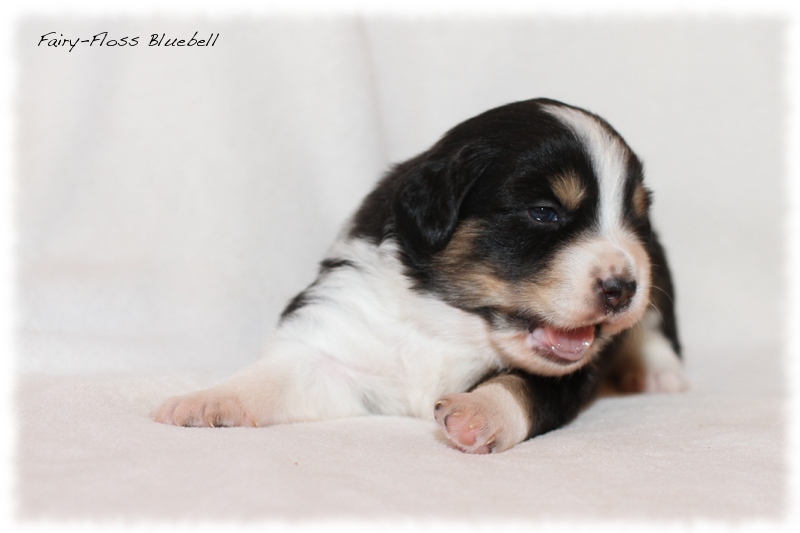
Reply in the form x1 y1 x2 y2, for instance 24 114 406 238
13 16 786 396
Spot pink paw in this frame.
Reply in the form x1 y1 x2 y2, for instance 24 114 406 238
154 390 257 428
434 392 504 454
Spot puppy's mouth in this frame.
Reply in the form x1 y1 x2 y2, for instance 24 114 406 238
525 324 597 363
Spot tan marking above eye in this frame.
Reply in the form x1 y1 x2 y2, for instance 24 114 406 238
549 172 587 211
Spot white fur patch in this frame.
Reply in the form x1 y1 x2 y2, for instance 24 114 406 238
157 237 504 426
541 103 631 235
241 237 502 423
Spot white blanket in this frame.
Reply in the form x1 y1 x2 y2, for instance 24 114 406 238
16 374 785 520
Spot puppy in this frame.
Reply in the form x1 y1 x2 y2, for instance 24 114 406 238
154 98 687 454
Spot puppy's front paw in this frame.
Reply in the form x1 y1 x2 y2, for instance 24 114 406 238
434 391 520 454
154 390 257 428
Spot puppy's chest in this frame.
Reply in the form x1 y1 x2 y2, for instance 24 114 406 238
315 239 503 416
354 288 501 418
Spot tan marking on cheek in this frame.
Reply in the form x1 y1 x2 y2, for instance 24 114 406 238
633 182 650 218
451 266 516 308
511 253 600 325
476 273 520 308
436 220 481 263
550 172 587 211
433 221 516 308
515 272 562 313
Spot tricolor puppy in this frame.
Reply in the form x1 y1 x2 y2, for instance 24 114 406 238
155 98 688 454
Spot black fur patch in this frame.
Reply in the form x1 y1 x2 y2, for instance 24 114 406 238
279 290 314 322
647 230 682 356
279 258 358 322
320 258 356 273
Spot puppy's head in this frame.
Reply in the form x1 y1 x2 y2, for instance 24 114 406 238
392 99 653 377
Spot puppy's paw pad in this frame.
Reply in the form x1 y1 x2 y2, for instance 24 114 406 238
434 393 500 454
154 390 257 428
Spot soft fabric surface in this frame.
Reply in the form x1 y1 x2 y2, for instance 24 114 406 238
15 373 785 520
13 15 788 523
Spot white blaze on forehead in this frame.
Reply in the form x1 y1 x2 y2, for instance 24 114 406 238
537 103 652 343
541 104 630 234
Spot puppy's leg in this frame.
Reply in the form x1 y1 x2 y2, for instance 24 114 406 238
154 340 369 427
434 367 602 454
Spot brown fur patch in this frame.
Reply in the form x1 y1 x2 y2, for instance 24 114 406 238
433 220 514 308
434 220 560 315
550 172 586 211
633 182 650 218
601 326 647 393
436 219 482 264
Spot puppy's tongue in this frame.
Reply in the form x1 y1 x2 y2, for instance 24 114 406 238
529 325 595 361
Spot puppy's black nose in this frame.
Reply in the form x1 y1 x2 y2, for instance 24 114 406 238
598 277 636 312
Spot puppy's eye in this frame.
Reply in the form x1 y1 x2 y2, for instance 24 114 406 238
529 206 559 223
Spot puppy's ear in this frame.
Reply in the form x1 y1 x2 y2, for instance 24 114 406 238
392 142 496 255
